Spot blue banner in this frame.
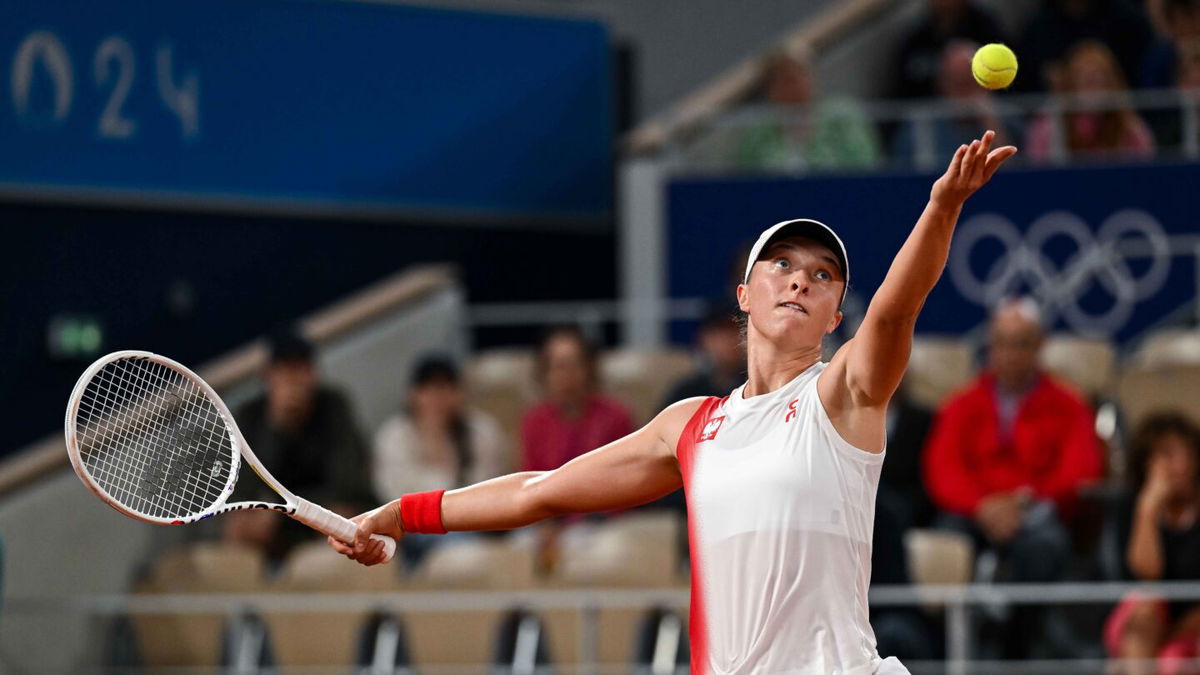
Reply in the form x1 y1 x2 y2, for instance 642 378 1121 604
1 0 612 217
668 163 1200 343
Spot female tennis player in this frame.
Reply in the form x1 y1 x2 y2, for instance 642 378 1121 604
332 130 1017 674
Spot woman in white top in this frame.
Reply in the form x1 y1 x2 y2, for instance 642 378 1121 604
371 356 506 564
335 132 1016 674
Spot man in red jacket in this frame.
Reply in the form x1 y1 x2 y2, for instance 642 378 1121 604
923 297 1104 654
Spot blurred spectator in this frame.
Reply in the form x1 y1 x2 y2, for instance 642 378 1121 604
519 325 634 573
372 356 507 567
892 0 1009 99
1179 38 1200 88
923 298 1104 653
877 381 937 532
1017 0 1154 92
1145 38 1200 152
728 48 881 171
222 328 373 561
520 325 633 472
1142 0 1200 88
659 302 745 407
1106 412 1200 674
1026 40 1157 162
892 40 1019 165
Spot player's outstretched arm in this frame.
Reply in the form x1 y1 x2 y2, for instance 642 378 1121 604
837 130 1017 406
330 398 703 565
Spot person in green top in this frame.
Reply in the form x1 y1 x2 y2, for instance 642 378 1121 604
713 49 883 172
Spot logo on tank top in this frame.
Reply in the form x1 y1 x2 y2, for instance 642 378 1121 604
698 415 725 442
785 399 799 423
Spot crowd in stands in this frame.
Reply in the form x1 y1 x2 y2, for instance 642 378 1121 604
699 0 1200 171
203 290 1200 668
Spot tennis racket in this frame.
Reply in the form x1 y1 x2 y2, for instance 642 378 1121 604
64 350 396 562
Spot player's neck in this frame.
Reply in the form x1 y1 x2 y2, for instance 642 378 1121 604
743 339 822 398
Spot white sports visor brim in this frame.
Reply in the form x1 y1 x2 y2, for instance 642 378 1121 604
742 218 849 305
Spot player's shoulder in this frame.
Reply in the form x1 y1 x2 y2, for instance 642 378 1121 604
652 396 718 458
656 396 720 432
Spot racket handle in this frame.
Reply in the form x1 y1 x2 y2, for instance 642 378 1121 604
293 498 396 563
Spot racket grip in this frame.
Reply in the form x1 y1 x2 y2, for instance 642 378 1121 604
293 498 396 563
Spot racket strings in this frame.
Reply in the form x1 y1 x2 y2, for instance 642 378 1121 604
74 357 235 519
81 360 230 517
80 361 199 516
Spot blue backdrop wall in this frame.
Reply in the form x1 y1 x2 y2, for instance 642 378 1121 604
668 162 1200 343
1 0 613 217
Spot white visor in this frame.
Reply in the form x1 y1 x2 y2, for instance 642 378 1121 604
742 218 849 305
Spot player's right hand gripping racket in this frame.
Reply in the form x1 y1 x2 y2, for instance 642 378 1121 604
64 350 396 562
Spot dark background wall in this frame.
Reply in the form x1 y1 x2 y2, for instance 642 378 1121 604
2 202 616 455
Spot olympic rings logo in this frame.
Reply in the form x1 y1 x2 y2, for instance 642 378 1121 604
948 210 1172 335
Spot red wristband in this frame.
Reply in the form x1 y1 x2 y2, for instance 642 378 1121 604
400 490 447 534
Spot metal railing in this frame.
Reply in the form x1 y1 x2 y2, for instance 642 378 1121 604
8 581 1200 674
667 88 1200 173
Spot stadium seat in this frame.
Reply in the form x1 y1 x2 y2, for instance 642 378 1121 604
264 540 401 669
275 539 402 590
414 536 536 589
406 537 536 668
600 349 696 423
905 336 975 408
549 513 686 666
904 529 974 586
131 542 268 668
555 512 683 587
1116 363 1200 431
903 528 974 621
1132 328 1200 367
466 348 538 455
534 603 691 669
1041 334 1116 400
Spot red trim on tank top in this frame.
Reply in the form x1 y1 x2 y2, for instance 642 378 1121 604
676 396 722 675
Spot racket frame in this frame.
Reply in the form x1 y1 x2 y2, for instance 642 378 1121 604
65 350 305 524
66 350 396 561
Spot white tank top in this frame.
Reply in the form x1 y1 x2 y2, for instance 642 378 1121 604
676 362 906 675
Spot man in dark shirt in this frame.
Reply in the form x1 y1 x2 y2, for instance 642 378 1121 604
223 329 373 560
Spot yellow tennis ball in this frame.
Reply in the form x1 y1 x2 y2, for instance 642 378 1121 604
972 43 1018 90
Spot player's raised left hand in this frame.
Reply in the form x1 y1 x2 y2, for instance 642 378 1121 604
930 130 1017 208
